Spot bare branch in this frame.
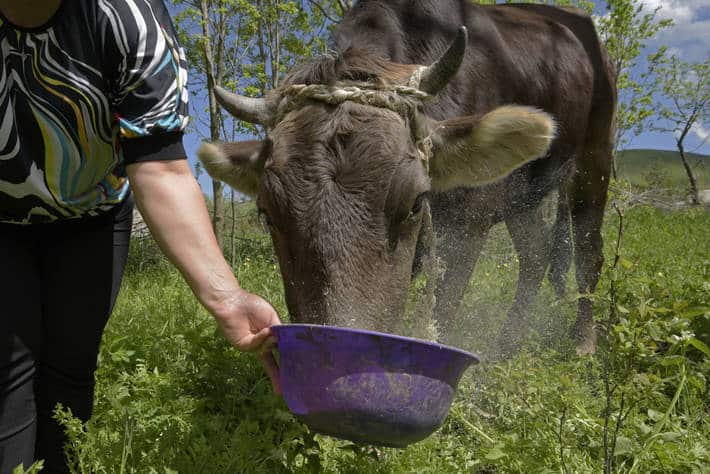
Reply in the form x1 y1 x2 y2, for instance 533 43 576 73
307 0 340 23
335 0 351 15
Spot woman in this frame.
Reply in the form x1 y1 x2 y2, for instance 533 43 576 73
0 0 281 472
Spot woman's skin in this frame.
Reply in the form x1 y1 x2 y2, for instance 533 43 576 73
0 0 282 391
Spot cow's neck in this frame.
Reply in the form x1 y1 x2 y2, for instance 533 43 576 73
0 0 62 29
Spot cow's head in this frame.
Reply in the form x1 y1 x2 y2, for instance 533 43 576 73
199 28 555 332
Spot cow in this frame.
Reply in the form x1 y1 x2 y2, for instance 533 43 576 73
197 0 616 356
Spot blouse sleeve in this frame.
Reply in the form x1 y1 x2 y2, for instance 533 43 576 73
100 0 189 164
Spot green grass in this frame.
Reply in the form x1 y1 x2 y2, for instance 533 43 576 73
617 149 710 190
49 197 709 473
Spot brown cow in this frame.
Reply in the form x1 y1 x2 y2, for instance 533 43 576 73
198 1 616 355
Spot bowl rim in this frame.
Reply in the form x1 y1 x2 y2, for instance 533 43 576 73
271 323 480 364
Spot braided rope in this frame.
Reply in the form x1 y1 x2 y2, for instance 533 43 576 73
276 83 429 121
273 81 434 168
406 66 427 89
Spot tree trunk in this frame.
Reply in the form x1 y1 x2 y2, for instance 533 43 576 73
677 140 699 205
200 0 224 247
212 181 224 246
230 188 237 266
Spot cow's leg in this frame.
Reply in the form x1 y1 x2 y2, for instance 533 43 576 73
433 222 489 344
496 204 551 354
570 150 611 355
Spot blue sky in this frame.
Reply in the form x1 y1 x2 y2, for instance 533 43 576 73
617 0 710 153
176 0 710 192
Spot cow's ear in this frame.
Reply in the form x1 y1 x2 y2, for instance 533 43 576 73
197 140 266 197
428 106 555 192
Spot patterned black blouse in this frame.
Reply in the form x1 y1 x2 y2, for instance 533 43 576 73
0 0 189 224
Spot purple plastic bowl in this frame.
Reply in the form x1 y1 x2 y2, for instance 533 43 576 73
271 324 479 448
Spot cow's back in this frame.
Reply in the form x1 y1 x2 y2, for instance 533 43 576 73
336 0 615 216
337 1 611 117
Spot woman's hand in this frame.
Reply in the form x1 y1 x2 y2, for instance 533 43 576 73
213 289 282 394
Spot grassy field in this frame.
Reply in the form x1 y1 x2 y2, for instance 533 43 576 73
616 149 709 190
34 184 709 473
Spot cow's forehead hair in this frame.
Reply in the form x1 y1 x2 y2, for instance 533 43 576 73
264 102 414 179
258 101 424 221
279 48 417 88
267 85 434 174
271 101 410 162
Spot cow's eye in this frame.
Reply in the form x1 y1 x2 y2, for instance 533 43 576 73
410 193 427 216
403 193 427 224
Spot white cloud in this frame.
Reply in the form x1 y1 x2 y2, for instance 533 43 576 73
674 123 710 147
691 122 710 142
640 0 709 25
666 46 684 58
660 20 710 61
636 0 710 62
684 69 701 85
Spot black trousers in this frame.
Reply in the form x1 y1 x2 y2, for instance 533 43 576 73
0 196 133 474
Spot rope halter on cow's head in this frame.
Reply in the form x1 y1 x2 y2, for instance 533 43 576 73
273 80 434 166
274 81 431 124
212 26 469 169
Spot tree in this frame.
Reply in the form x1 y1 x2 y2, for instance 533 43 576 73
171 1 345 247
595 0 673 177
234 0 339 99
653 57 710 205
172 0 247 247
171 1 332 241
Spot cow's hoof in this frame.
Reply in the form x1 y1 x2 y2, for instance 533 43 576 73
433 319 457 346
573 318 597 355
575 339 596 355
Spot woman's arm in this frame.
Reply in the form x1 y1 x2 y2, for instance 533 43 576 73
127 159 281 392
101 0 279 391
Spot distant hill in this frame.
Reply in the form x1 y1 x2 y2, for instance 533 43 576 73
616 149 710 189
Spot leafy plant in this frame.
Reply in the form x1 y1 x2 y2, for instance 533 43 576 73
49 198 709 473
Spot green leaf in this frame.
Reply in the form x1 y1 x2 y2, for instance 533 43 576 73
485 445 507 461
680 306 710 320
688 338 710 358
614 436 635 456
658 355 684 366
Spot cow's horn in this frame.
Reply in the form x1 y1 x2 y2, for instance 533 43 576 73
418 26 468 95
214 86 273 125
